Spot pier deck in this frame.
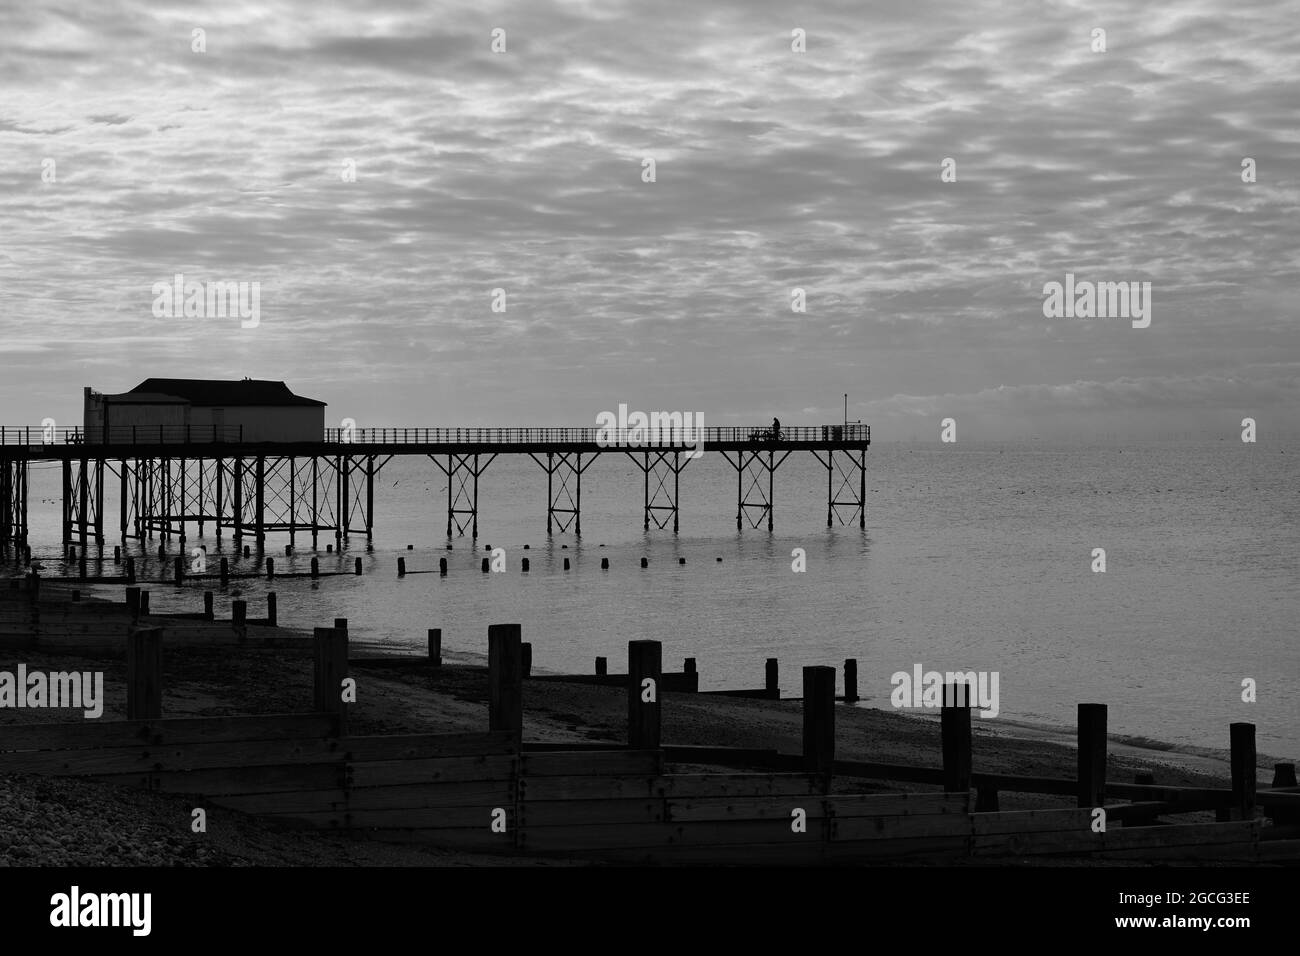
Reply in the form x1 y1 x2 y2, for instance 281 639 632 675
0 424 870 547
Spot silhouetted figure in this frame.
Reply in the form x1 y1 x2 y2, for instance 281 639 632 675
771 417 782 441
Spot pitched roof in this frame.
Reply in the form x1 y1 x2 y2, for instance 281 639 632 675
116 379 327 408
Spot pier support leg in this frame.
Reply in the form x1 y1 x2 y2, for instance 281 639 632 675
432 453 496 539
722 448 791 531
530 451 594 536
628 450 688 533
811 448 868 528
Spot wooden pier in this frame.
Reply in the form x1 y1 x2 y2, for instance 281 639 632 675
0 423 870 550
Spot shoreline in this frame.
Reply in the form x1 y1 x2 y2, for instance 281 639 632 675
0 575 1284 866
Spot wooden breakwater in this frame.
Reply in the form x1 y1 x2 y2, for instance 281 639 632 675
2 579 1298 863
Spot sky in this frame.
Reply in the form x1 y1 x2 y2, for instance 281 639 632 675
1 0 1297 440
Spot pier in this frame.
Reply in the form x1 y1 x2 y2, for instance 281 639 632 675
0 423 870 549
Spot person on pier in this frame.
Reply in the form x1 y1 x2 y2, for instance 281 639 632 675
771 417 782 441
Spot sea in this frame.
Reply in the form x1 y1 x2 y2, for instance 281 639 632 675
14 440 1299 760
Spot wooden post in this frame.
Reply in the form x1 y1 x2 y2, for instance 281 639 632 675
126 626 163 719
266 592 277 627
139 590 150 615
354 557 362 575
203 590 214 620
219 557 228 585
765 657 779 698
125 586 140 620
397 557 406 577
843 658 859 703
627 640 662 750
266 557 274 579
334 618 347 633
684 657 696 674
1230 722 1257 821
1270 763 1299 825
439 557 447 576
802 666 835 779
488 623 523 738
521 642 533 678
595 656 607 676
313 626 350 735
232 600 247 642
125 556 136 584
310 557 319 578
941 683 972 793
1077 703 1108 808
427 628 442 667
173 556 183 586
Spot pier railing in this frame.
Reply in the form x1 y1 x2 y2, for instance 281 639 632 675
320 424 871 445
0 425 244 445
0 423 869 447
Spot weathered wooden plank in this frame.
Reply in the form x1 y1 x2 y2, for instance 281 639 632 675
832 760 947 785
971 808 1094 835
829 813 972 841
521 799 666 826
1100 843 1260 862
1257 839 1300 862
215 781 518 815
668 797 825 823
211 789 351 815
0 738 345 775
549 841 828 866
972 829 1098 856
1099 820 1257 850
258 805 505 830
970 772 1078 797
348 754 517 788
521 750 662 777
517 820 814 852
825 791 971 818
1 714 335 753
825 835 971 862
96 763 345 796
342 731 518 762
366 828 516 850
518 772 822 802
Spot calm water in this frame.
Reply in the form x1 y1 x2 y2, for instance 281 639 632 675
16 441 1300 759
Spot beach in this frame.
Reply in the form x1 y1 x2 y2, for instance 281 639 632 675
0 591 1268 866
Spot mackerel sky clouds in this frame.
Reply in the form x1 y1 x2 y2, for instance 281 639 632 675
1 0 1297 438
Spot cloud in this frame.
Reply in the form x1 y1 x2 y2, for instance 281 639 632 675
0 0 1296 435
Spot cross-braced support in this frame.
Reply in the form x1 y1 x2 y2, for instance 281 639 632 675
721 448 792 530
431 453 496 538
627 450 690 532
62 457 104 547
0 458 28 547
810 448 868 528
529 451 597 535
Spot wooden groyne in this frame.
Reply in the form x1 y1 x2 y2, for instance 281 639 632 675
1 580 1297 864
